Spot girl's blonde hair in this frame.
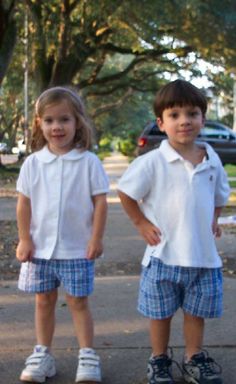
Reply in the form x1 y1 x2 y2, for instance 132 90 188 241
31 86 92 152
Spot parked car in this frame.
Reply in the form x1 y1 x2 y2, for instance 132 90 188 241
136 120 236 165
12 139 27 160
0 142 11 154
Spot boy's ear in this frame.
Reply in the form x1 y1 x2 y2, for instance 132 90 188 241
201 116 206 127
157 117 165 132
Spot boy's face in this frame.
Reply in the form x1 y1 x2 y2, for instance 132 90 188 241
157 105 205 151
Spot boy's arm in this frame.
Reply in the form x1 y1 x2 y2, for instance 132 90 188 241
212 206 223 238
87 194 108 260
16 193 34 262
118 190 161 246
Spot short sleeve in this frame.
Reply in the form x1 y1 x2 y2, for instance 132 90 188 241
89 155 109 195
215 164 230 207
16 157 31 198
117 156 153 201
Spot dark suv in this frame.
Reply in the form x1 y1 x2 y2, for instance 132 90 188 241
137 120 236 165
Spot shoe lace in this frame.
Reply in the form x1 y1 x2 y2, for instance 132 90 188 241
189 350 222 377
149 347 182 379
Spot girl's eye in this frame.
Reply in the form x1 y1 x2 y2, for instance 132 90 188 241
170 113 178 118
61 117 70 122
43 118 53 123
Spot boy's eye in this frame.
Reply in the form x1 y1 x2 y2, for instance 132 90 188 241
170 113 178 118
190 111 199 117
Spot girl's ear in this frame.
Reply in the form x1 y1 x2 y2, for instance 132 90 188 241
35 117 42 129
157 117 165 132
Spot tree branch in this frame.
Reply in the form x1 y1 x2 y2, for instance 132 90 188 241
91 87 134 118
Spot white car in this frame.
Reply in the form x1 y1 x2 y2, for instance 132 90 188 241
12 139 27 159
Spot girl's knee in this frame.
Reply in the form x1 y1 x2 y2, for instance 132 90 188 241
66 295 89 311
36 290 58 308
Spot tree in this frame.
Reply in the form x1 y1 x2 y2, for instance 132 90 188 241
1 0 236 143
0 0 17 86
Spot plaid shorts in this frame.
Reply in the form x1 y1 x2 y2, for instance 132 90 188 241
138 257 223 319
18 258 95 297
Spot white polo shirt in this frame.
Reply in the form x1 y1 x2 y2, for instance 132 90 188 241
118 140 230 268
17 146 109 260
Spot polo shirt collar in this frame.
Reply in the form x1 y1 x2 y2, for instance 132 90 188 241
35 145 86 163
159 140 182 162
159 139 219 167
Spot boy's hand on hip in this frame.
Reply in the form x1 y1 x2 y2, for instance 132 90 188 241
136 219 162 246
212 220 222 238
16 239 34 262
86 238 103 260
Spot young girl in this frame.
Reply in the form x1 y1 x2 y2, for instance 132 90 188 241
16 86 109 383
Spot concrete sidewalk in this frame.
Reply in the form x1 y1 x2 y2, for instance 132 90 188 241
1 152 236 383
0 276 236 383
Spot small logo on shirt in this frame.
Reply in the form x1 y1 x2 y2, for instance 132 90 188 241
209 175 213 182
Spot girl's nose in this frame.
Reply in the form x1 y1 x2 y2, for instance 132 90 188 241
52 120 62 130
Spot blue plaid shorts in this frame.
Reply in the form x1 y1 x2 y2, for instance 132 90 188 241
18 258 95 297
138 257 223 319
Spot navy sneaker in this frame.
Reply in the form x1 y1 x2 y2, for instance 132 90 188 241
147 354 176 384
182 350 222 383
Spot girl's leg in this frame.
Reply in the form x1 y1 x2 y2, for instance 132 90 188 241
35 289 58 347
150 316 172 356
66 295 93 348
184 312 204 360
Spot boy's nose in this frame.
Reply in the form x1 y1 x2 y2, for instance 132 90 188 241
180 114 190 125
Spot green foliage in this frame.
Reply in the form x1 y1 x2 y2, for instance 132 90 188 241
99 137 113 151
0 0 236 144
118 138 136 157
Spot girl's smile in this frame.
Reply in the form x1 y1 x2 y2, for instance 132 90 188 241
39 100 77 155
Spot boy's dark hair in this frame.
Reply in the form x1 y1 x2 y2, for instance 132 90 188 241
153 79 207 119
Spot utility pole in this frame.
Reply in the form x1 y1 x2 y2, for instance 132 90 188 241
233 80 236 131
24 6 29 153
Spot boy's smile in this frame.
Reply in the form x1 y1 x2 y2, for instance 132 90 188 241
157 105 205 152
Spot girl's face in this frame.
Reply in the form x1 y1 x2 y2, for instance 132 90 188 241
39 100 77 155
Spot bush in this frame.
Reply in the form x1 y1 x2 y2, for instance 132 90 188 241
119 139 136 157
99 137 113 151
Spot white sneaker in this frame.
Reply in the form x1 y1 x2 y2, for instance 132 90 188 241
20 345 56 383
75 348 101 382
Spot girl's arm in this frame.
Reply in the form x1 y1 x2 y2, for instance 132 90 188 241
86 194 108 260
118 190 161 246
16 193 34 262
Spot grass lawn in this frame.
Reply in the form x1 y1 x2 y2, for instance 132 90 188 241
224 164 236 177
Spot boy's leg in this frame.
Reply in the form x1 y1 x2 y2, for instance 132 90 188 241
150 317 172 356
35 289 58 347
66 295 93 348
183 313 204 360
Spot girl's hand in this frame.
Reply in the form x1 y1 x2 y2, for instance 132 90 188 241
136 218 162 246
16 239 35 262
86 238 103 260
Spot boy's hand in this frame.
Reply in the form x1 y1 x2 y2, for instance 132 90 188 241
16 238 35 262
135 218 162 246
86 238 103 260
212 219 222 238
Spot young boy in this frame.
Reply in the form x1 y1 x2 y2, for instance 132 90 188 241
118 80 230 384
